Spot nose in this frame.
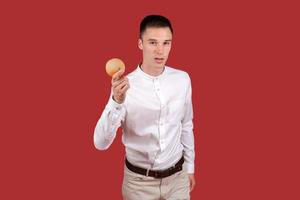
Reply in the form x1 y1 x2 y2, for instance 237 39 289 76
156 44 163 55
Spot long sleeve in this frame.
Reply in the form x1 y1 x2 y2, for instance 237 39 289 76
180 78 195 174
94 93 126 150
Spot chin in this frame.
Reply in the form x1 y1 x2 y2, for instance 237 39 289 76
154 62 166 68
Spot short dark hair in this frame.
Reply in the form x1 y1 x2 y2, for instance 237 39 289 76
139 15 173 38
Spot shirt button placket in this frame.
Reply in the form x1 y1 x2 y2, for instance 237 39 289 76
154 78 164 150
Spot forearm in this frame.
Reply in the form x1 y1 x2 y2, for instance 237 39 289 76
181 77 195 174
94 96 125 150
181 120 195 174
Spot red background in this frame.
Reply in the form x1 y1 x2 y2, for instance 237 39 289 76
1 0 300 199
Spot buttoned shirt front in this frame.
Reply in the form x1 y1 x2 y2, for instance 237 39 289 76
94 65 195 173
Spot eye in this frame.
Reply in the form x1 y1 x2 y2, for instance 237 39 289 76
164 41 171 45
150 41 157 45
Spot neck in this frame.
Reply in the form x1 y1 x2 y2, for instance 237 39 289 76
140 63 164 76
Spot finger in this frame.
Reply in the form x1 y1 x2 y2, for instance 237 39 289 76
120 78 129 89
190 180 195 192
190 183 194 192
112 77 126 88
115 80 129 92
111 76 127 87
116 78 128 89
120 83 130 93
112 69 125 82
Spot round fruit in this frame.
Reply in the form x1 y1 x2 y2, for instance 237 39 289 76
105 58 125 76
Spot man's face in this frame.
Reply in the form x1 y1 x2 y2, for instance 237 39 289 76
138 27 172 70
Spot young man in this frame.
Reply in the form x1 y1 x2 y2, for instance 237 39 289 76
94 15 195 200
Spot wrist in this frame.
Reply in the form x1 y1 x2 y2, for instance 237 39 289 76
112 95 123 104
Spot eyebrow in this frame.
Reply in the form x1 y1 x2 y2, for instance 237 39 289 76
147 39 172 42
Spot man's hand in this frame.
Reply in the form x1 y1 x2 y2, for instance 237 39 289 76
112 69 130 104
188 173 196 192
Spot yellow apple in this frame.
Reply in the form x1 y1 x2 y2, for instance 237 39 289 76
105 58 125 76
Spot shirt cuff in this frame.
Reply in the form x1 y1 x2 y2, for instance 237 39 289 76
107 96 124 111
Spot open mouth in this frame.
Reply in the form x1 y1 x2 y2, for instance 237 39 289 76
155 58 164 63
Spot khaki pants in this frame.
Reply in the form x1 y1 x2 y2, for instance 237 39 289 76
122 166 190 200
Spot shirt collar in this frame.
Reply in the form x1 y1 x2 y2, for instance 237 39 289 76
136 65 166 80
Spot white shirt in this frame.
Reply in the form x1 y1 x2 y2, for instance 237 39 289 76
94 66 195 173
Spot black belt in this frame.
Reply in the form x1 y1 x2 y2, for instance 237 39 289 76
125 156 184 179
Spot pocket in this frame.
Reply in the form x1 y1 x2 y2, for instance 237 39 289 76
124 166 142 181
181 172 191 191
124 166 153 182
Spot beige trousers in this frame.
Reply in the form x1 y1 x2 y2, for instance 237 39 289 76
122 166 190 200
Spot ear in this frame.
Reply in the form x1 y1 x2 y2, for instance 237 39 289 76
138 39 143 50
